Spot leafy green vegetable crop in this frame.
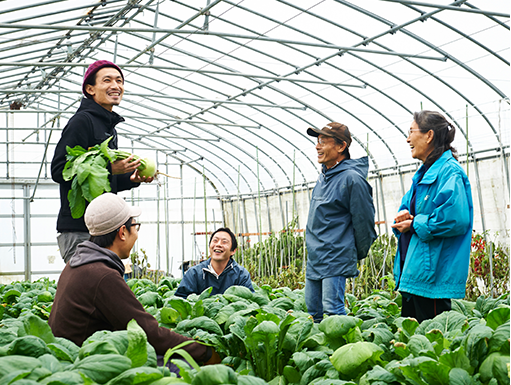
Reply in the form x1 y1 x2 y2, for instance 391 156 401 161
62 137 155 218
1 278 509 385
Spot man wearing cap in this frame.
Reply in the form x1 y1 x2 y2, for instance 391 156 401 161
49 193 220 366
51 60 153 263
305 122 377 322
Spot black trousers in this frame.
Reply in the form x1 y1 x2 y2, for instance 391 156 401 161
401 293 451 323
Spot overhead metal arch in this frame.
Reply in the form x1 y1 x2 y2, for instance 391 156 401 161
0 0 508 199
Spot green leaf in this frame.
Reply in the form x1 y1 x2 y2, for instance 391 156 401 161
438 346 472 373
39 371 84 385
21 315 56 344
78 341 119 360
191 364 237 385
69 354 132 384
126 320 148 368
486 307 510 331
319 316 361 339
68 178 86 219
160 307 180 325
359 365 398 385
479 352 510 385
76 162 92 186
104 367 163 385
448 368 477 385
66 145 87 157
329 342 384 378
7 336 51 358
0 356 41 380
169 299 192 320
462 324 493 368
37 354 62 374
407 334 436 358
418 360 450 385
425 329 449 356
87 167 111 199
488 320 510 354
99 136 115 162
3 289 21 304
237 374 268 385
283 365 301 383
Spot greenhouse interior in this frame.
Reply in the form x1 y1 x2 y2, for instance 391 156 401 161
0 0 510 384
1 0 509 284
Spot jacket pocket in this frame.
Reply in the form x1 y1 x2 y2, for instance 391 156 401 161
404 239 435 283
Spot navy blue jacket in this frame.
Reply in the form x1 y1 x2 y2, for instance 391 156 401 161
306 156 377 279
175 258 254 298
51 98 139 232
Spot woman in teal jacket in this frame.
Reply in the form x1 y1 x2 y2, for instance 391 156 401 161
392 110 473 323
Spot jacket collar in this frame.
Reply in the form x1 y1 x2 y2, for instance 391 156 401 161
78 97 125 128
69 240 125 276
202 258 235 278
413 150 453 185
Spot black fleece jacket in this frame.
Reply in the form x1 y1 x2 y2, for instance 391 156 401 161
51 98 139 233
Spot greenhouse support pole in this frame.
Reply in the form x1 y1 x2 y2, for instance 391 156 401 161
242 199 249 245
253 199 261 277
203 164 208 249
398 168 405 196
23 185 32 282
256 147 262 277
193 178 197 263
374 178 381 236
489 241 494 298
278 191 285 230
156 173 161 277
466 105 469 178
472 156 487 235
265 195 272 233
237 166 242 260
378 175 388 235
180 163 184 277
165 155 170 275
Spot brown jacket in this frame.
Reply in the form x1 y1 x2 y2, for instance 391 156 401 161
48 241 208 361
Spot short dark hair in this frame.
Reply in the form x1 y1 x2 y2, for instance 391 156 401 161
413 110 457 165
209 227 238 251
90 217 133 248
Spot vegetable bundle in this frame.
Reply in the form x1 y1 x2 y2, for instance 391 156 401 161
62 137 156 219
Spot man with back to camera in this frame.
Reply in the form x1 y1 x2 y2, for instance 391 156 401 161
51 60 153 264
305 122 377 322
48 193 220 365
175 227 254 298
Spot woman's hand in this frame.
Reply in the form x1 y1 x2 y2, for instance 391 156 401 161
394 209 413 223
391 219 413 233
392 209 414 233
111 155 141 175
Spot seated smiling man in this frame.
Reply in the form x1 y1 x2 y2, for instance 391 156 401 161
49 193 219 366
175 227 254 298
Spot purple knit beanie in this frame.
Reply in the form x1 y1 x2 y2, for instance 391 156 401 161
82 60 124 99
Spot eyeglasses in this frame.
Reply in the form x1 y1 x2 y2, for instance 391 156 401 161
408 129 421 136
131 223 141 232
317 137 334 146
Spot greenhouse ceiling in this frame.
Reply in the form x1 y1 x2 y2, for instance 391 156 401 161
0 0 509 197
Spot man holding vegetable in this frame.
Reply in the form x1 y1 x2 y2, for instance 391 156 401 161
49 193 220 366
305 122 377 322
51 60 153 263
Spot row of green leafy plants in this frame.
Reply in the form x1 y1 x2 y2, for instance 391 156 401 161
0 277 509 384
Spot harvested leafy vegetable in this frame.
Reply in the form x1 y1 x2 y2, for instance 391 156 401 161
62 137 156 219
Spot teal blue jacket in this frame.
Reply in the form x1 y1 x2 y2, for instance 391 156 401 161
393 150 473 299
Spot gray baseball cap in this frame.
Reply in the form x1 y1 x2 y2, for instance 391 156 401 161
84 193 141 236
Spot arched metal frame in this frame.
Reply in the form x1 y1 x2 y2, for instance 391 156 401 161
0 0 509 280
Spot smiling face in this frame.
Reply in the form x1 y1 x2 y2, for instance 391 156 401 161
85 67 124 111
407 120 434 163
316 134 346 169
209 231 235 263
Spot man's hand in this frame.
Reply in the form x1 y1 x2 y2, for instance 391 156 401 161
204 349 222 365
130 169 154 184
111 155 141 175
